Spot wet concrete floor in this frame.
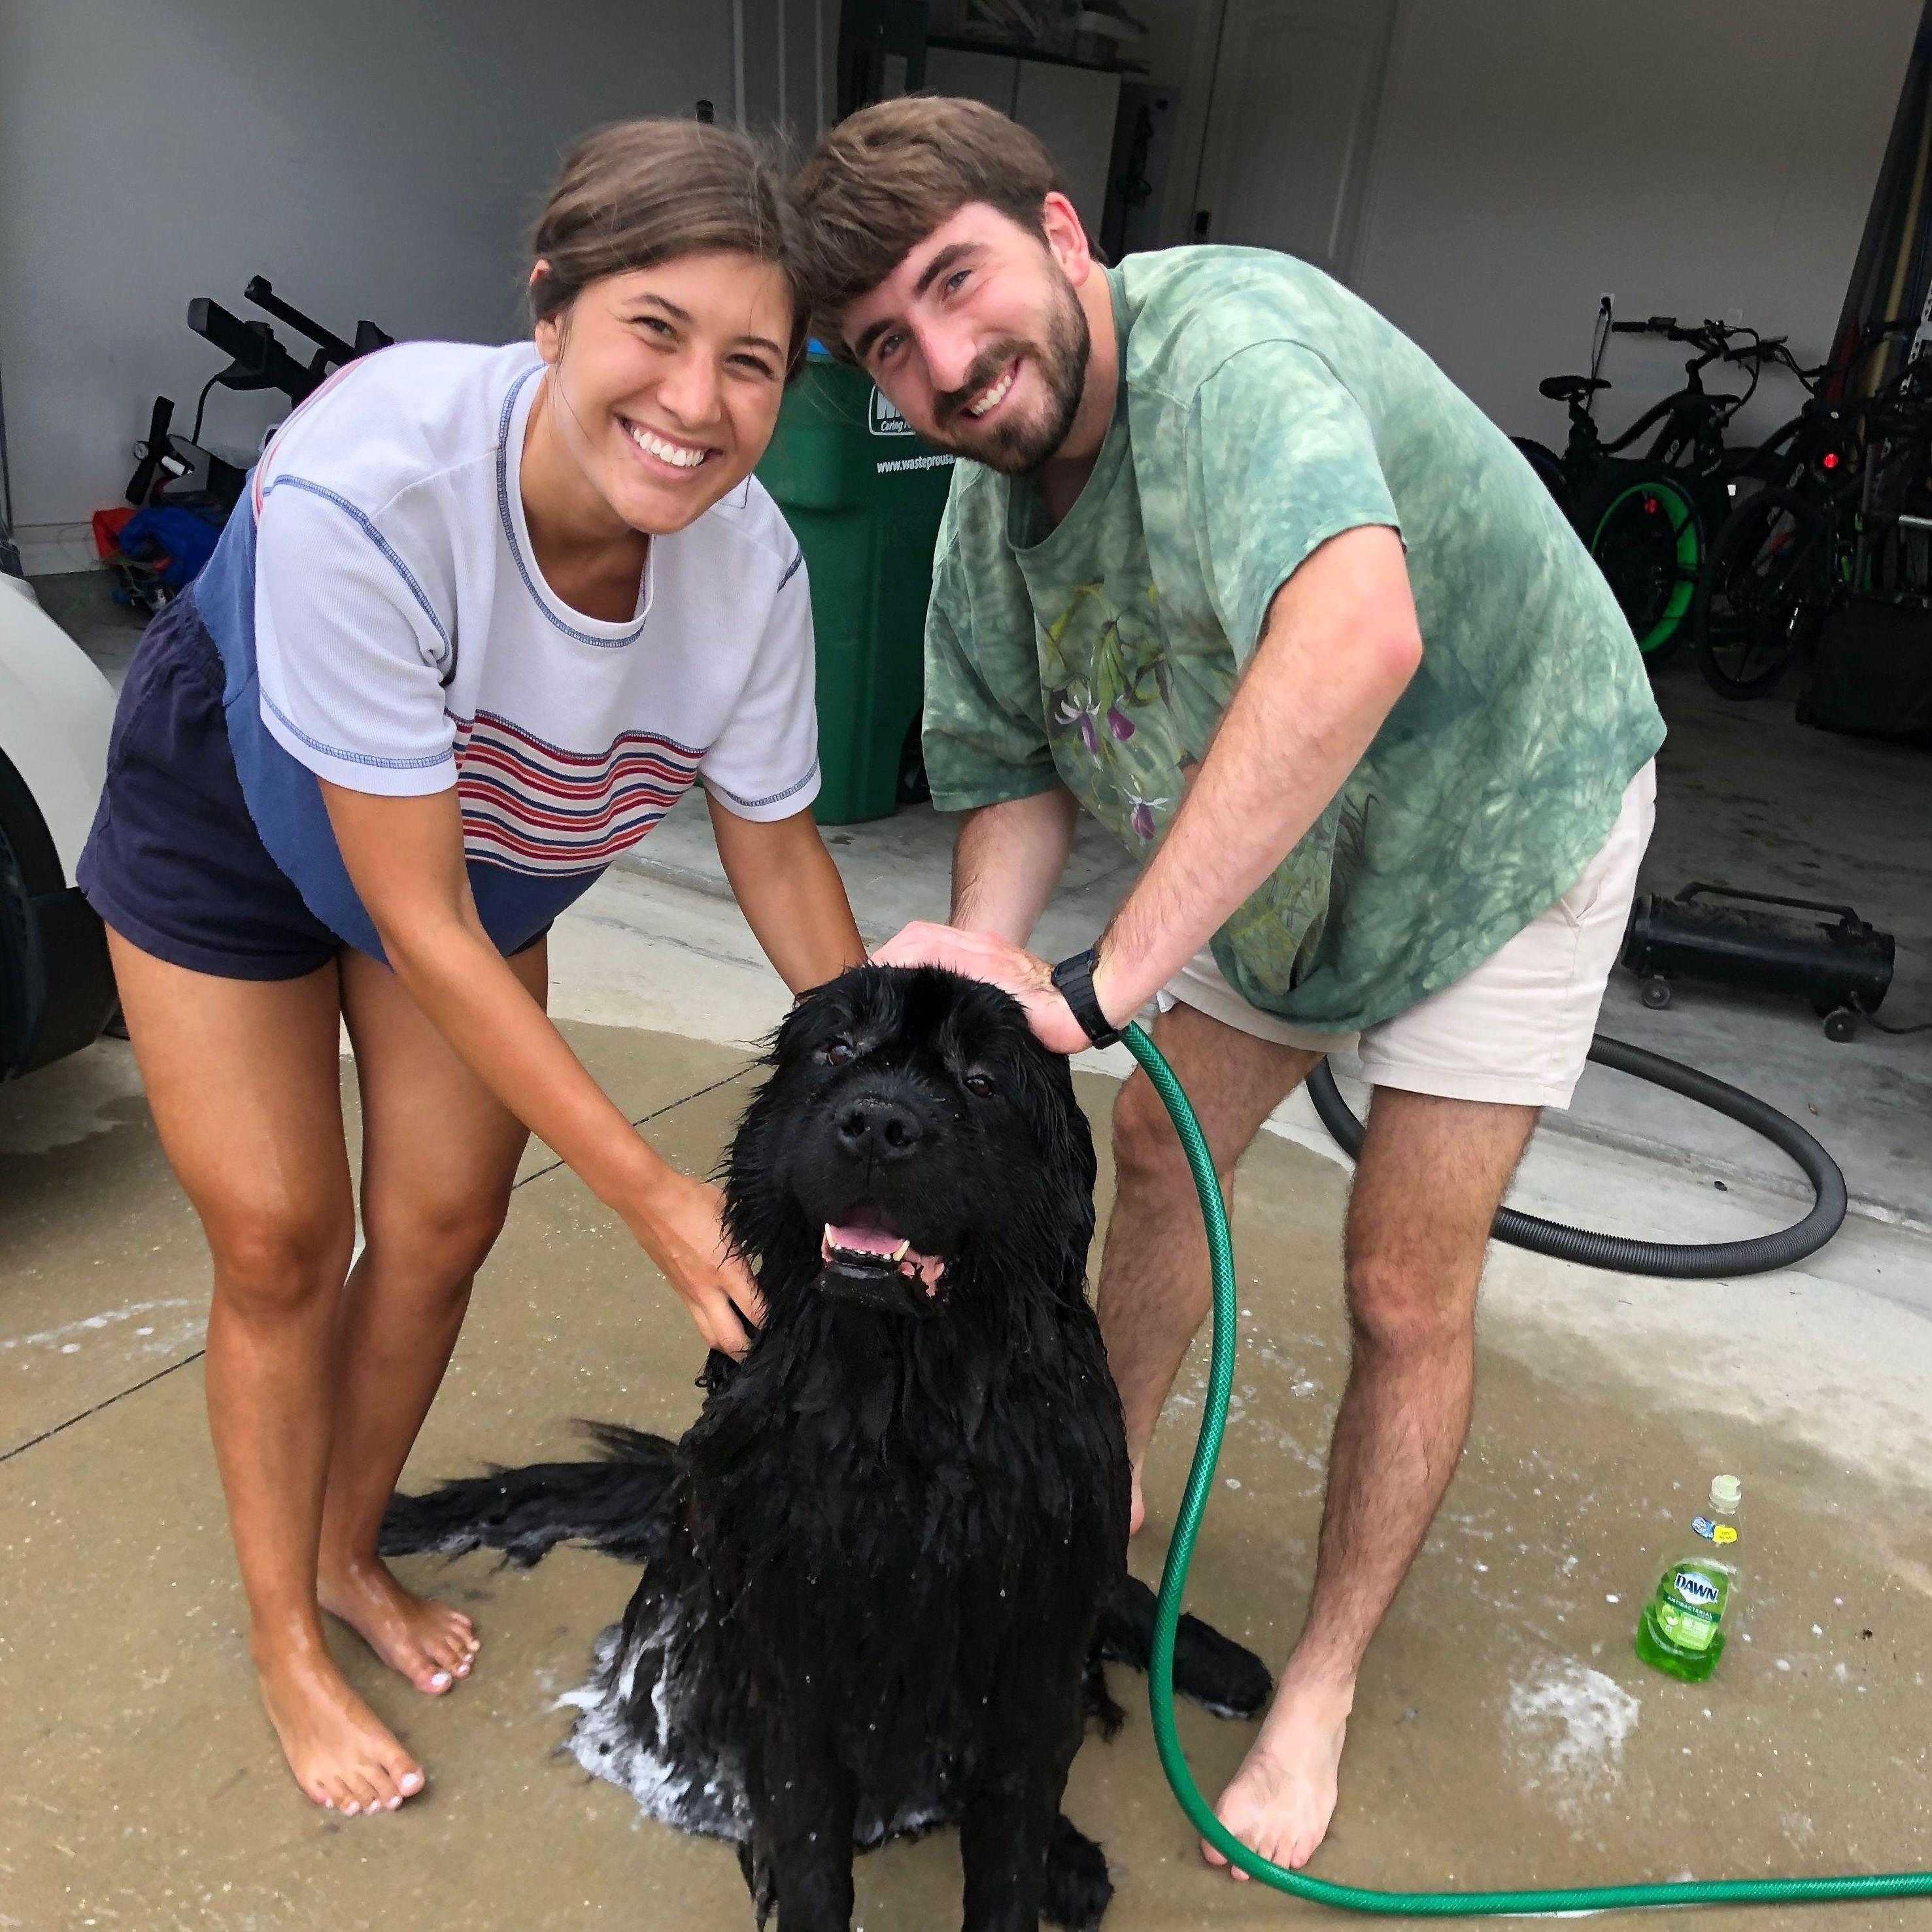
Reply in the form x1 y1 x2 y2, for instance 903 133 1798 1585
5 1019 1930 1931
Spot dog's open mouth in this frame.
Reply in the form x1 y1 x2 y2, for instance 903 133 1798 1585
818 1211 950 1315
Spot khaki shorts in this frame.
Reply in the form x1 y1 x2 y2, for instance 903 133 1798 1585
1157 762 1657 1110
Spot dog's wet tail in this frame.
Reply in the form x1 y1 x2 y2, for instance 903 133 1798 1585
1093 1573 1274 1720
379 1423 679 1568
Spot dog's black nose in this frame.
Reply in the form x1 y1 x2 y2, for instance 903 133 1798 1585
836 1093 923 1161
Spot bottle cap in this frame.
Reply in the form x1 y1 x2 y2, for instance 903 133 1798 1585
1710 1474 1742 1512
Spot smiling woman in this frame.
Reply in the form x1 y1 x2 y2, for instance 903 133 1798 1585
71 118 863 1823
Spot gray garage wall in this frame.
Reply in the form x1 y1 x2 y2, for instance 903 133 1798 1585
0 0 736 561
1348 1 1923 449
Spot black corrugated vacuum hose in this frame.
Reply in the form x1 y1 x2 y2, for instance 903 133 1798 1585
1306 1035 1846 1278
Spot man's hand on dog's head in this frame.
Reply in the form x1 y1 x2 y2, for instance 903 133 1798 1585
870 923 1100 1057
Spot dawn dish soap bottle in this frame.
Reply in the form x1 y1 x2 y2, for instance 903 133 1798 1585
1635 1474 1742 1682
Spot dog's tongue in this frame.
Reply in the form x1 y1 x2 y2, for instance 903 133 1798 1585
824 1213 905 1257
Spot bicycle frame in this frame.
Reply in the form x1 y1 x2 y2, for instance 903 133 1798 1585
1769 428 1927 622
1552 331 1754 487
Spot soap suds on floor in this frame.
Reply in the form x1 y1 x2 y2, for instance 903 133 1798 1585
1507 1653 1642 1822
3 1297 195 1355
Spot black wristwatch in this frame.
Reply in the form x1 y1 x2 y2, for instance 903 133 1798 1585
1051 947 1123 1050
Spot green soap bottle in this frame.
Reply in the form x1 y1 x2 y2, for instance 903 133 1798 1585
1635 1474 1742 1682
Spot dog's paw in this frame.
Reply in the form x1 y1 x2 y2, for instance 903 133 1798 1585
1042 1814 1113 1931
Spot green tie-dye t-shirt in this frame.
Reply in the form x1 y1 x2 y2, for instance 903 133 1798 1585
922 247 1665 1032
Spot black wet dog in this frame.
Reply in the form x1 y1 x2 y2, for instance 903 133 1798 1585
383 965 1266 1929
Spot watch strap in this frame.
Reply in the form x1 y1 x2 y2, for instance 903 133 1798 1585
1051 947 1122 1050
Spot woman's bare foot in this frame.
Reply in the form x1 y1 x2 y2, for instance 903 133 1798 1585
253 1629 426 1814
1204 1669 1353 1877
317 1553 479 1694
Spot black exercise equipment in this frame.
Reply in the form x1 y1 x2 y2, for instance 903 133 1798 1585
1622 883 1895 1041
127 278 393 516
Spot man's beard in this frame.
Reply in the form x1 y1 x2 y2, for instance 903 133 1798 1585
928 277 1091 475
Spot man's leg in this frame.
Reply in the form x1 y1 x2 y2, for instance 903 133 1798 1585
1208 1085 1536 1875
1096 999 1323 1535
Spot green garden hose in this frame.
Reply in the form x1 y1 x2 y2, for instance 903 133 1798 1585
1123 1018 1932 1916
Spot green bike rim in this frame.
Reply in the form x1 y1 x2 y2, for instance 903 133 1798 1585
1125 1018 1932 1914
1591 479 1701 656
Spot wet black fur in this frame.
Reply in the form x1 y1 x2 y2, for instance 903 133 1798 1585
384 966 1268 1929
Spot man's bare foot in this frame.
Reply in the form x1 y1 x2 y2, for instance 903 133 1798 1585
1204 1669 1353 1877
253 1629 426 1815
318 1553 479 1694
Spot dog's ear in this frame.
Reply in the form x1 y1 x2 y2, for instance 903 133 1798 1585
719 1065 802 1278
718 970 871 1285
1011 1043 1098 1296
758 982 831 1074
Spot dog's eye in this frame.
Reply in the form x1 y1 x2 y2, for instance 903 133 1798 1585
962 1072 996 1098
822 1039 855 1067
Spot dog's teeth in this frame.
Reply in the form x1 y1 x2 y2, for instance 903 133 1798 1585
890 1240 909 1263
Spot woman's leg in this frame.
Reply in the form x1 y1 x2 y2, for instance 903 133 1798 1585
106 928 422 1816
315 940 545 1689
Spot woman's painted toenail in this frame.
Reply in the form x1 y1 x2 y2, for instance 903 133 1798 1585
430 1670 452 1689
386 1795 401 1810
343 1802 359 1816
399 1771 424 1793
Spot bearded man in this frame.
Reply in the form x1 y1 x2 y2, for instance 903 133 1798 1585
790 98 1663 1876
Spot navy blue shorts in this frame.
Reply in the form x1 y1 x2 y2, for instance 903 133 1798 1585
78 592 345 981
80 592 549 983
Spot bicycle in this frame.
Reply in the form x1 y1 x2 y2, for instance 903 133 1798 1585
1704 320 1909 514
1691 350 1932 696
1516 313 1772 663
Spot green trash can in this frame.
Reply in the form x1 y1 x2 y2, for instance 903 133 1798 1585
755 348 957 824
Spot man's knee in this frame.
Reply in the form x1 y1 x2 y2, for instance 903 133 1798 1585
1110 1073 1199 1196
1344 1249 1477 1363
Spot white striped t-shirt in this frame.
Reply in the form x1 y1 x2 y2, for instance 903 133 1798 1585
197 338 819 959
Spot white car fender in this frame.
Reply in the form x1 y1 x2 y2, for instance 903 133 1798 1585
0 575 117 880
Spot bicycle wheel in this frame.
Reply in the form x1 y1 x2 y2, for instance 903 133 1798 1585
1588 466 1703 663
1511 436 1572 517
1693 486 1829 698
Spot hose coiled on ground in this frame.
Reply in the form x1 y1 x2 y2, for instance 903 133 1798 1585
1306 1034 1846 1278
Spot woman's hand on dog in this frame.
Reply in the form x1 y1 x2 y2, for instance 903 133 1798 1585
627 1168 766 1356
870 923 1095 1056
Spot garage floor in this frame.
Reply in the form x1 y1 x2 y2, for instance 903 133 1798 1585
7 998 1932 1930
8 571 1931 1929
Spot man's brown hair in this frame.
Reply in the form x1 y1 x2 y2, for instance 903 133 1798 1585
789 96 1070 358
